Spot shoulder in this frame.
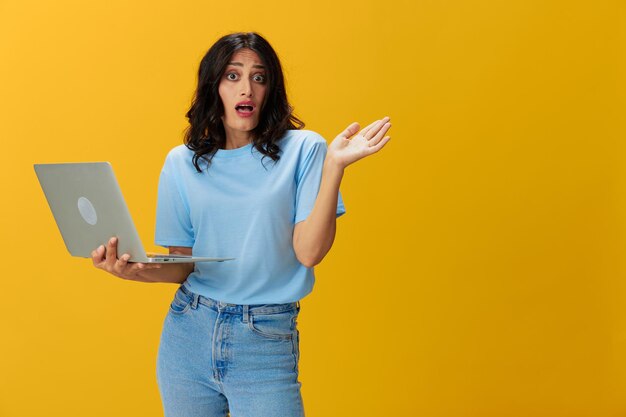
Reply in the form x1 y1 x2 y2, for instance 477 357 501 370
165 144 193 160
158 145 197 179
162 144 193 167
280 130 328 154
283 129 327 144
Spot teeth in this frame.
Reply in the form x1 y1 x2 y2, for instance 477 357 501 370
236 105 253 111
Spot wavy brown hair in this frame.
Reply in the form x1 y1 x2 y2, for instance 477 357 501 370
184 32 304 172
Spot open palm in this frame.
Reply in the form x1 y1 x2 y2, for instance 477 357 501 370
327 116 392 168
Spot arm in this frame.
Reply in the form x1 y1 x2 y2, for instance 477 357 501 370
91 237 193 284
293 158 344 268
293 117 392 267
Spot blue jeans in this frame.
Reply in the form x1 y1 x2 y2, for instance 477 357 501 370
156 284 305 417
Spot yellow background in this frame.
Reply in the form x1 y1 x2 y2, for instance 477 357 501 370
1 0 625 415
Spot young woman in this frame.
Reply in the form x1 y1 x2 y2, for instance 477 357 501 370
91 32 391 417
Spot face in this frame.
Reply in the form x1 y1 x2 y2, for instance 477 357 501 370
218 48 268 140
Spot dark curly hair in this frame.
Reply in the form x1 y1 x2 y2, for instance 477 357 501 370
184 32 305 172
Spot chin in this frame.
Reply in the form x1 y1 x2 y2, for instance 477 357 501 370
237 122 259 132
224 116 260 135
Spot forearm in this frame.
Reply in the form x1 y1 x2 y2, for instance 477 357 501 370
295 157 344 267
131 262 194 283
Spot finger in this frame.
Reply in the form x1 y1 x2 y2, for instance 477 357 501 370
126 262 161 275
337 122 360 140
105 237 119 268
368 122 392 146
125 262 161 275
359 119 380 138
91 245 105 267
368 136 391 154
113 253 132 274
364 116 391 140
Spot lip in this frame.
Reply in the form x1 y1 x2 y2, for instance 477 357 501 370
234 101 256 118
235 100 255 108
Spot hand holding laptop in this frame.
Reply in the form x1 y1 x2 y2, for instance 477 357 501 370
90 236 198 284
91 236 161 280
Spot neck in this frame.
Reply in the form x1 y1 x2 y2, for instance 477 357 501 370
223 128 253 150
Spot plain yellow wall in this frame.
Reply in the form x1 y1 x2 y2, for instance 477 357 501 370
1 0 625 416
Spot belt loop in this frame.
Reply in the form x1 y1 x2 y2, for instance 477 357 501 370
296 301 301 310
191 293 199 310
243 304 250 323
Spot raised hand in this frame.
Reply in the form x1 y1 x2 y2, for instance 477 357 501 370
327 116 392 169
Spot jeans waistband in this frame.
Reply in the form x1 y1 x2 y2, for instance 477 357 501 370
180 284 300 315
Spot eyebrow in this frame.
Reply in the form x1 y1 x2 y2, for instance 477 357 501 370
227 62 265 69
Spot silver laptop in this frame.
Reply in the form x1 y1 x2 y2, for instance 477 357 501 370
34 162 234 264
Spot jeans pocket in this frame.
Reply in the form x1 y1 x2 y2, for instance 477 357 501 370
248 310 297 340
169 287 193 315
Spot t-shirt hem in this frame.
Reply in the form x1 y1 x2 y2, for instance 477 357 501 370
183 277 314 305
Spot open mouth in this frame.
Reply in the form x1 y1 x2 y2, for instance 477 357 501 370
235 101 255 116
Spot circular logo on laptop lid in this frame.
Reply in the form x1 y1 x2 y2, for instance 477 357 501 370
77 196 98 225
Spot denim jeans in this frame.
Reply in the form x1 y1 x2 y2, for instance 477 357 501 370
156 284 304 417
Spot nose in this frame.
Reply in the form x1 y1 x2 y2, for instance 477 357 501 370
240 78 252 97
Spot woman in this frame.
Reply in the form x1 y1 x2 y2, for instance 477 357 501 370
91 32 391 417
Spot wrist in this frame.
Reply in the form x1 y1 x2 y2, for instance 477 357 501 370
324 154 346 173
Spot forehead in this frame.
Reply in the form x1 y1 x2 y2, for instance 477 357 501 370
228 48 264 67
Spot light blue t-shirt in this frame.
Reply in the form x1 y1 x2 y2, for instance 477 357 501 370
155 129 346 304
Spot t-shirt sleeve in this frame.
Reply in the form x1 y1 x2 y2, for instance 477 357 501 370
154 153 195 248
294 136 347 224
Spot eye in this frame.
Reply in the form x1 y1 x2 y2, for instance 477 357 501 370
225 72 238 81
252 74 266 83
